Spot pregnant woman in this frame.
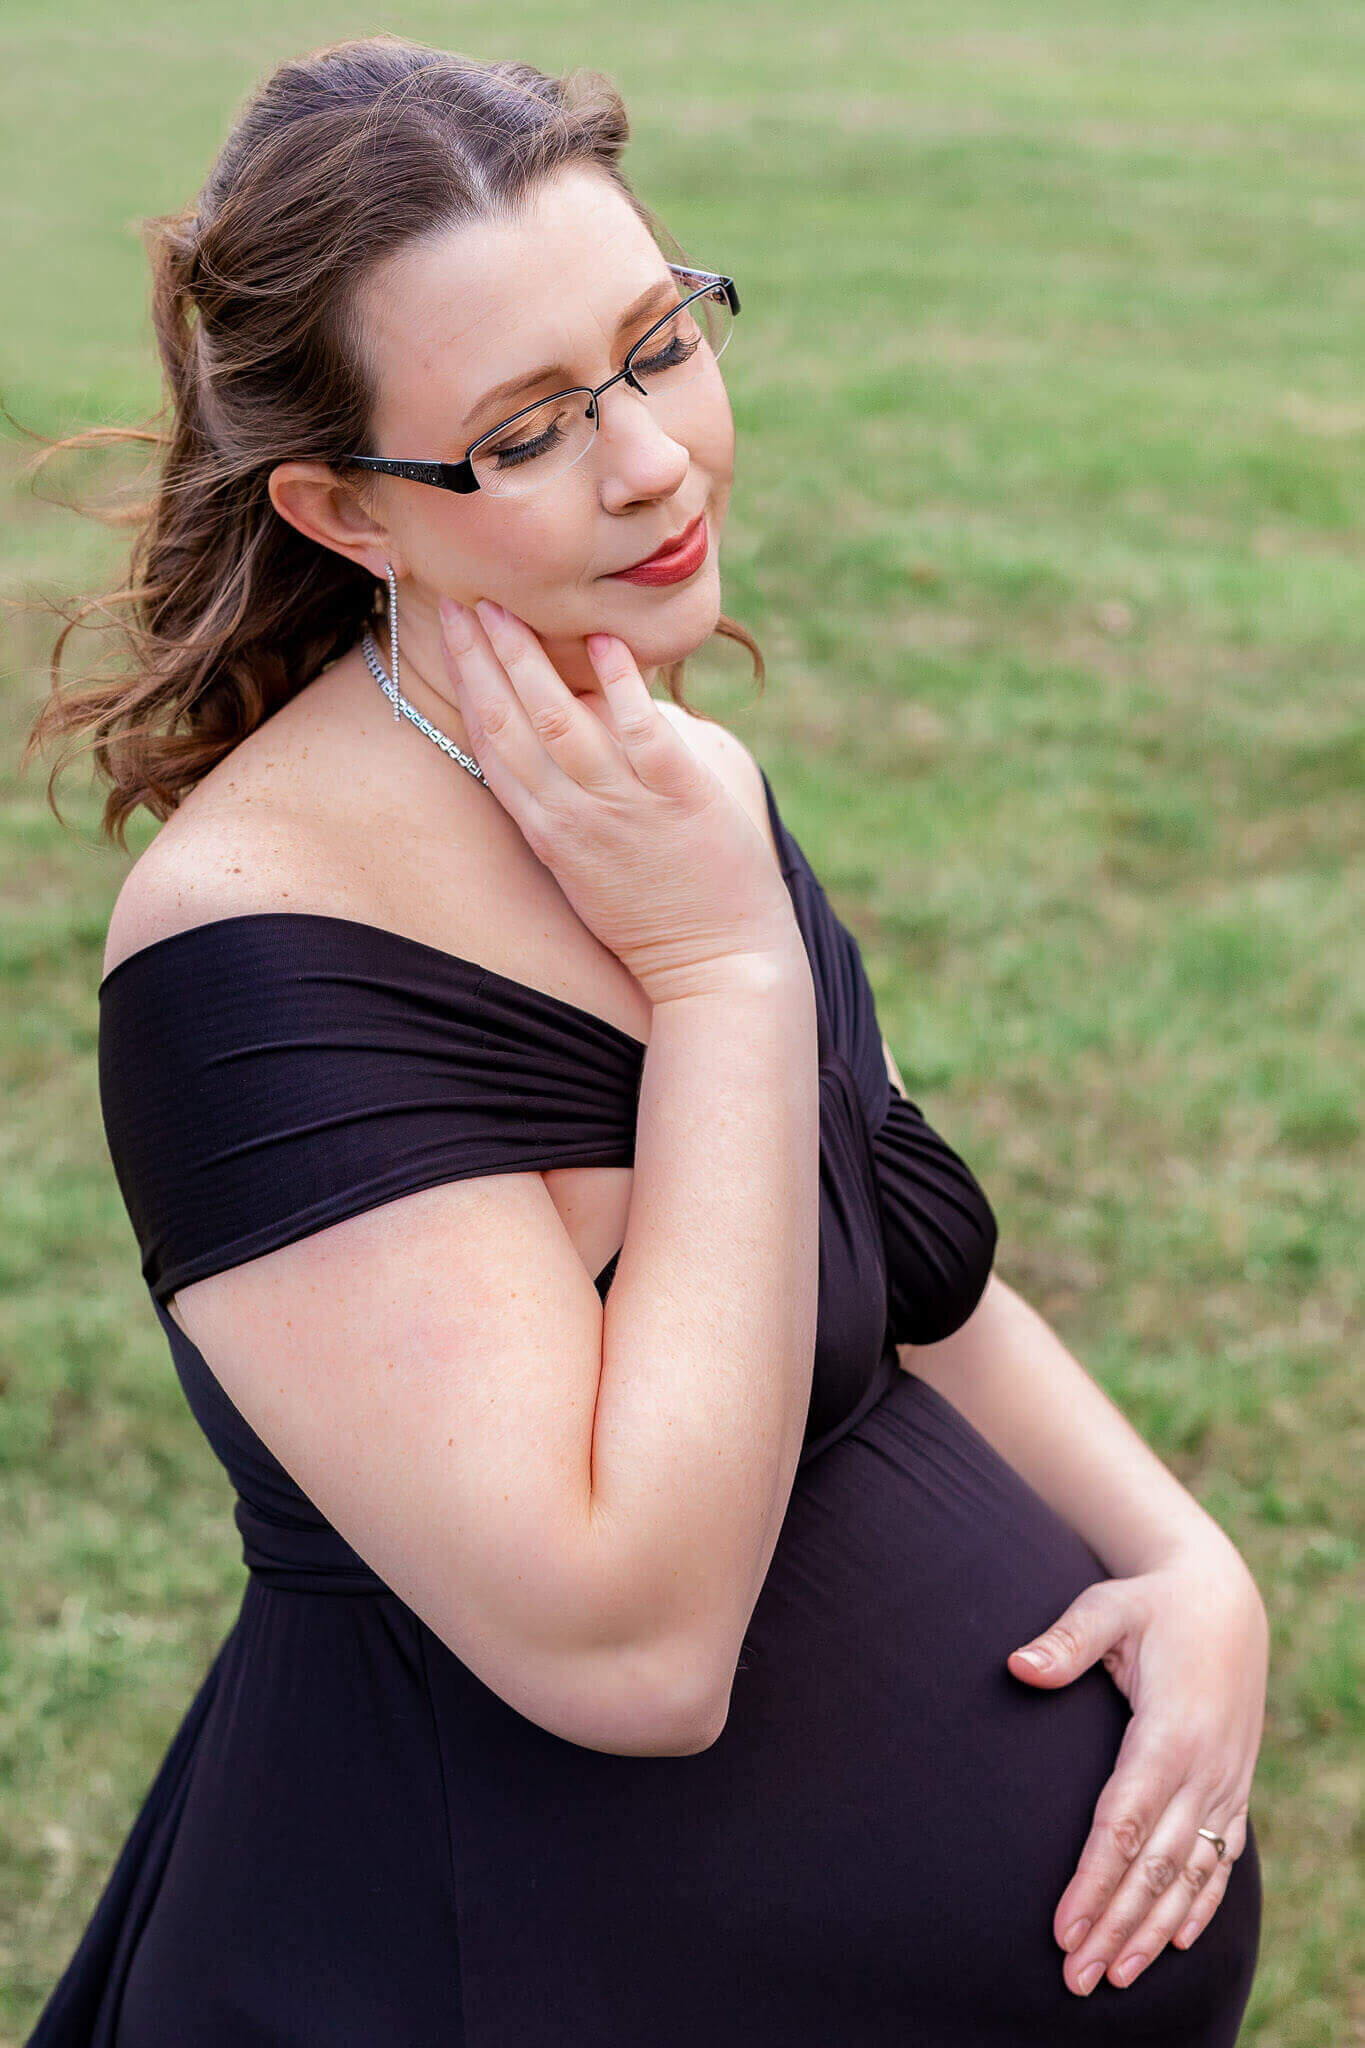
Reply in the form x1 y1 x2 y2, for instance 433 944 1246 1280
25 35 1265 2046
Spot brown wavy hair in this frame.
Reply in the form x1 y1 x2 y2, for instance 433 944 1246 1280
15 33 764 851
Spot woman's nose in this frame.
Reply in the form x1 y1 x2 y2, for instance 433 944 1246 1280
593 383 691 508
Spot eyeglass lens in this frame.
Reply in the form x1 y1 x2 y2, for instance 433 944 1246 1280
469 278 733 497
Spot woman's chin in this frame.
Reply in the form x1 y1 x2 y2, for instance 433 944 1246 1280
604 584 723 674
539 573 722 693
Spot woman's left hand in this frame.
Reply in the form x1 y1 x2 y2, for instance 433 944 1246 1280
1006 1538 1268 1997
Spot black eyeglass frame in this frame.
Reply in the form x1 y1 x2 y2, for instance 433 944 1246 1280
339 264 740 496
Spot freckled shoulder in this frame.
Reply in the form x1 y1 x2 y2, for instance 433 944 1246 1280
654 701 780 869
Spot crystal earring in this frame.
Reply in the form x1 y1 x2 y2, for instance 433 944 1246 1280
384 561 400 721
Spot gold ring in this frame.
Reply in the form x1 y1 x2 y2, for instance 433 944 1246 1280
1196 1826 1227 1859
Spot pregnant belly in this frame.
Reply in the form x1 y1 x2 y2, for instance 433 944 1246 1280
429 1367 1262 2047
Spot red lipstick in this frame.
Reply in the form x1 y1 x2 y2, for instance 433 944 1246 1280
605 513 708 586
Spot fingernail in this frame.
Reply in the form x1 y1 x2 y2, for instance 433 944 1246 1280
439 599 471 651
1061 1918 1091 1953
475 598 505 628
1076 1959 1105 1995
1113 1953 1148 1987
1014 1648 1049 1669
1177 1917 1200 1946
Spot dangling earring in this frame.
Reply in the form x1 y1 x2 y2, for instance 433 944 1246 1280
385 561 400 721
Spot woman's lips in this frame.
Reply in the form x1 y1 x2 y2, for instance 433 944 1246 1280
604 513 708 586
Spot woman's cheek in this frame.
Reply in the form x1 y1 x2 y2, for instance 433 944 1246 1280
469 503 564 595
702 384 736 484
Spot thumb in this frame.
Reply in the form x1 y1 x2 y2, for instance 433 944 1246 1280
1007 1583 1125 1688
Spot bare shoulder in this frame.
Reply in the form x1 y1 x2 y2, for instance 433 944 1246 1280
101 802 338 982
102 688 779 984
654 702 779 867
102 653 422 981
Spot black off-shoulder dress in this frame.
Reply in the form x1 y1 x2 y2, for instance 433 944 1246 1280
28 767 1260 2047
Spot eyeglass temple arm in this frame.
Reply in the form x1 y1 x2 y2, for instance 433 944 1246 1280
669 262 741 316
343 455 480 492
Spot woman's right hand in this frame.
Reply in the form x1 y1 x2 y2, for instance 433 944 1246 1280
437 597 802 1009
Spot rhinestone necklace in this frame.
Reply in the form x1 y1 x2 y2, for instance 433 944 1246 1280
360 626 487 785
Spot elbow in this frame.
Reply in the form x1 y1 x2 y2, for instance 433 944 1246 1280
617 1632 733 1756
425 1515 737 1758
555 1505 736 1754
640 1691 730 1757
520 1628 733 1759
590 1684 731 1761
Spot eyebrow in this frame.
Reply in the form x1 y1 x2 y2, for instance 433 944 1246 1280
461 277 684 434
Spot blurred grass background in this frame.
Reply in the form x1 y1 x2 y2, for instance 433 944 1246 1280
2 2 1362 2041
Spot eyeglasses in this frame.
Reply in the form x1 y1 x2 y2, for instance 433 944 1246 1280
341 263 739 499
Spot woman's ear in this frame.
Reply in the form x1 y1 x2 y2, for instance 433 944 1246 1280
267 461 399 580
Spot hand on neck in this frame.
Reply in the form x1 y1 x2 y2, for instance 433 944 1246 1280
379 585 658 747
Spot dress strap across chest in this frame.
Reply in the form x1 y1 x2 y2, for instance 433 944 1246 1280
97 765 995 1343
98 909 648 1308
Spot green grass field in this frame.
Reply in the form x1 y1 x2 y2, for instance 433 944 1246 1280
2 3 1362 2040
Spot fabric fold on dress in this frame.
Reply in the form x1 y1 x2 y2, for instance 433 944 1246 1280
870 1087 998 1346
97 917 644 1309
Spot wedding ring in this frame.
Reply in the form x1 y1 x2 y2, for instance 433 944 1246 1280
1196 1827 1227 1859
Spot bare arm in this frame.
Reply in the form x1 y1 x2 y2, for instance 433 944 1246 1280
566 946 823 1746
152 844 820 1763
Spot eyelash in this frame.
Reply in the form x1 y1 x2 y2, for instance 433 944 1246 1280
489 417 569 470
485 326 701 468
